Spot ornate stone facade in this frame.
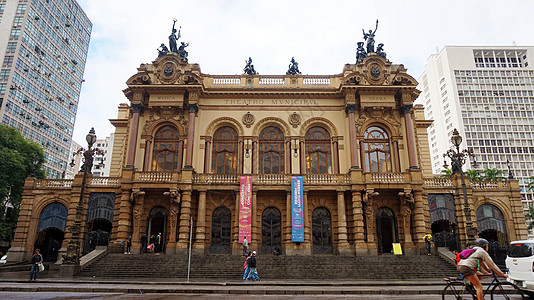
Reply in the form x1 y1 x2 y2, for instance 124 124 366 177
8 53 528 263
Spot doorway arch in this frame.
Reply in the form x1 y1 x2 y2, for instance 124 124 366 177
312 207 332 254
428 194 459 251
476 204 507 265
376 207 399 254
83 193 115 254
210 206 231 253
261 207 281 254
146 206 167 252
34 202 67 262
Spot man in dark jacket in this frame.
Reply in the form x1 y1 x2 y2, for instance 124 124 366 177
141 232 148 253
246 251 260 281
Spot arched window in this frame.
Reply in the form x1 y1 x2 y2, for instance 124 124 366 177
363 126 392 173
305 126 332 174
212 126 238 174
259 126 284 174
37 202 68 232
152 125 181 172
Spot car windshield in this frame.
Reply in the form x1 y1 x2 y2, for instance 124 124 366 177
508 243 534 258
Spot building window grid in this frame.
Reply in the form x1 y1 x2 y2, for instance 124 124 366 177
455 69 534 205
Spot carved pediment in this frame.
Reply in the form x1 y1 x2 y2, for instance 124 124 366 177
362 55 389 85
153 55 187 84
355 107 401 134
142 106 187 135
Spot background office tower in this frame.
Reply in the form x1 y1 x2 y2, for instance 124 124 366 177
0 0 91 178
91 133 113 177
419 46 534 210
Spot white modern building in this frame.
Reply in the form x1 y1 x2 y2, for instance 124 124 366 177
0 0 91 179
64 139 81 179
419 46 534 209
91 133 113 177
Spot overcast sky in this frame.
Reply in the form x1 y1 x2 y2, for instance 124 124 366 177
72 0 534 144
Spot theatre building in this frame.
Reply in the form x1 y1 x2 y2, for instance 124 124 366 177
8 49 528 265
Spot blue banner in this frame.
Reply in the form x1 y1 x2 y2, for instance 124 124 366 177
291 176 304 242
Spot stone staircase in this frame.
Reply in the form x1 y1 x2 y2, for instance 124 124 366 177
78 253 458 280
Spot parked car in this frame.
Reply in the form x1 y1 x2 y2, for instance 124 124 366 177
505 240 534 296
0 255 6 264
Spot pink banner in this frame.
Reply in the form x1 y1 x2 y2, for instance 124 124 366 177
239 176 252 243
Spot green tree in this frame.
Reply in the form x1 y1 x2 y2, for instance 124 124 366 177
439 168 452 178
465 169 481 182
525 205 534 232
527 176 534 192
480 168 506 181
0 125 45 242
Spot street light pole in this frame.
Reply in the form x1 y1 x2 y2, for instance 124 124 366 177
443 128 478 244
62 128 102 266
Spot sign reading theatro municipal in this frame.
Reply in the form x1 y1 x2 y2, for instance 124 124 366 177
8 20 527 267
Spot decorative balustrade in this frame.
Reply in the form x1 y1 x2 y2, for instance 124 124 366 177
134 171 177 182
303 78 331 85
258 78 285 85
424 178 453 188
368 172 405 183
305 174 340 184
253 174 288 184
89 177 120 186
471 180 509 190
213 77 241 85
34 179 72 188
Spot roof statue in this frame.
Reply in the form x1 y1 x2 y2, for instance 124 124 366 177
243 57 258 75
178 42 189 61
157 43 169 58
286 57 301 75
169 18 181 53
362 20 378 54
356 19 387 63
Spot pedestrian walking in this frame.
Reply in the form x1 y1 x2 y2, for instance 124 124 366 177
30 249 43 281
423 233 433 255
242 236 248 256
149 234 156 252
242 252 252 281
246 251 260 281
155 232 162 254
125 235 132 254
140 232 148 253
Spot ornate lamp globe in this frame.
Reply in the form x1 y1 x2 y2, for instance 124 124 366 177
451 128 462 147
86 127 97 147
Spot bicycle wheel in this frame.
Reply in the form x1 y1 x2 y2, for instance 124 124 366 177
490 282 525 300
442 281 476 299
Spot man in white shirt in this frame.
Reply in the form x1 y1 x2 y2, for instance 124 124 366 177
242 237 248 256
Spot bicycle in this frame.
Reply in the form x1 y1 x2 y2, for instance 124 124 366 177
442 270 525 299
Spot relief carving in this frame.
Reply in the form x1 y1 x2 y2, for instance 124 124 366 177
288 112 301 128
242 112 255 128
142 107 187 135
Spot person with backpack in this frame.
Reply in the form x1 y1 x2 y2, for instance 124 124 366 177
457 238 508 300
246 251 260 281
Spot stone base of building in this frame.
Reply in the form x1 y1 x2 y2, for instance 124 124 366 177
6 247 29 262
59 264 80 277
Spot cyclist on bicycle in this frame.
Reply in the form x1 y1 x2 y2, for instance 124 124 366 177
457 238 508 300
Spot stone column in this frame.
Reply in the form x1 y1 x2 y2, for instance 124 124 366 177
285 138 291 174
126 103 144 168
204 137 211 173
177 190 192 252
345 104 360 169
303 191 312 253
251 191 258 248
193 190 207 253
184 103 198 169
401 104 418 169
352 191 367 255
299 139 306 174
337 191 351 255
143 139 152 171
232 191 240 255
392 140 400 172
252 139 258 174
284 191 292 252
167 200 180 253
177 140 184 170
332 138 340 174
131 190 145 253
359 141 365 171
412 190 427 252
238 139 244 173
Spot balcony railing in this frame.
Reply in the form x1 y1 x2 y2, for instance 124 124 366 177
366 172 406 183
471 180 510 190
33 179 72 189
193 173 352 185
134 171 180 182
89 177 120 187
254 174 289 185
424 178 453 188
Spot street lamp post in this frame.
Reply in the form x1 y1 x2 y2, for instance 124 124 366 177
62 128 103 266
506 159 514 179
443 128 478 244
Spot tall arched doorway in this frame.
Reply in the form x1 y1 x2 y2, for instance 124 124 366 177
147 206 167 252
476 204 508 266
376 207 399 254
83 193 115 254
312 207 332 254
261 207 281 254
34 202 67 262
210 207 231 253
428 194 459 251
